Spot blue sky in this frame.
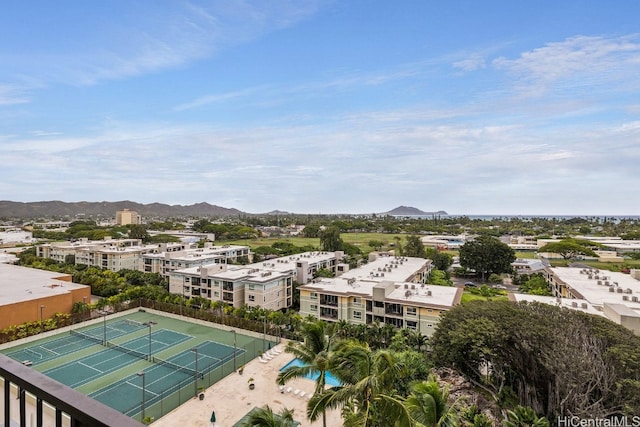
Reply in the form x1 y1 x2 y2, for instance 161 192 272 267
1 1 640 215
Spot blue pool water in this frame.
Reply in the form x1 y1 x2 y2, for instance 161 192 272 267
280 358 342 387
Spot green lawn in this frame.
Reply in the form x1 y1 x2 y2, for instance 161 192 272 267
226 233 412 253
548 258 640 272
460 291 509 304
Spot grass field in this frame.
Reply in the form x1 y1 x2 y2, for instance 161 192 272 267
460 291 509 304
227 233 411 253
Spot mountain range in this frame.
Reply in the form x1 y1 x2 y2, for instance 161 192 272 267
0 201 446 219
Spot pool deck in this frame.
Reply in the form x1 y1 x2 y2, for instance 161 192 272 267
150 343 343 427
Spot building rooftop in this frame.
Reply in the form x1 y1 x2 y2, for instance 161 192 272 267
300 277 460 309
512 294 604 316
0 264 88 305
340 255 430 283
550 267 640 310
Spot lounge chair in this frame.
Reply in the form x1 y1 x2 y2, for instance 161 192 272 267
293 389 300 396
286 387 293 393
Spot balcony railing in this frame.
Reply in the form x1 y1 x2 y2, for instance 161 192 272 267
1 353 143 427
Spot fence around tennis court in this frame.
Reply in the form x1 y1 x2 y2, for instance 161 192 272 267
128 336 271 422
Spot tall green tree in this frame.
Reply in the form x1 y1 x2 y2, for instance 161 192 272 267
128 224 149 241
242 406 297 427
405 376 458 427
319 226 344 251
277 320 336 427
538 239 598 260
308 340 411 427
404 235 427 258
459 236 515 282
426 248 454 271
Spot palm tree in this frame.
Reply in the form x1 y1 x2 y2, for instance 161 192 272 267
308 340 411 427
242 405 296 427
404 375 459 427
503 406 549 427
277 320 336 427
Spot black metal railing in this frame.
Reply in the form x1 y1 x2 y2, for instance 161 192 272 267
1 353 144 427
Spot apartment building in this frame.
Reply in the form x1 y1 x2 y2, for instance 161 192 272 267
169 251 344 309
115 209 140 225
298 254 460 336
543 266 640 334
141 243 250 278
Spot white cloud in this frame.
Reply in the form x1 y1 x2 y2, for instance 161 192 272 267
453 54 486 72
493 34 640 97
0 84 30 106
3 1 325 88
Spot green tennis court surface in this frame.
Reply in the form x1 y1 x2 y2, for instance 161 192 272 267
91 340 245 416
1 310 274 423
44 329 191 387
6 318 147 365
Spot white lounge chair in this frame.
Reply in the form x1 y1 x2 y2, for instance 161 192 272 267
299 391 306 398
286 387 293 393
259 356 269 364
293 389 300 396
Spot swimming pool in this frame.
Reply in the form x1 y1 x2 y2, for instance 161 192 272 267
280 358 342 387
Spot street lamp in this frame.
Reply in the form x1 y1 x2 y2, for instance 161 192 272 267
191 347 199 398
98 310 108 345
137 372 146 421
39 305 45 333
231 329 237 371
262 315 267 353
143 321 157 361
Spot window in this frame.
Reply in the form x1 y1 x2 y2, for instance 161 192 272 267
248 295 255 302
353 297 361 305
353 311 362 320
406 307 416 316
310 292 318 300
406 320 417 330
248 284 255 291
310 304 318 311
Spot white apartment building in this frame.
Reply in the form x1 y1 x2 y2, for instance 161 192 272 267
141 243 250 278
543 266 640 334
169 251 345 310
298 254 460 336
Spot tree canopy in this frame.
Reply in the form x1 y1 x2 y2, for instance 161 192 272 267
459 236 516 281
431 300 640 419
404 235 427 258
538 238 599 260
319 226 344 251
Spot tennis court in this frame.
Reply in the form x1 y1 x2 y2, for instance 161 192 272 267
6 318 146 365
91 340 245 416
44 329 192 388
0 309 275 423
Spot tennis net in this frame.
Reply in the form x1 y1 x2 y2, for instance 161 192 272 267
70 329 105 345
152 356 197 377
106 342 149 362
